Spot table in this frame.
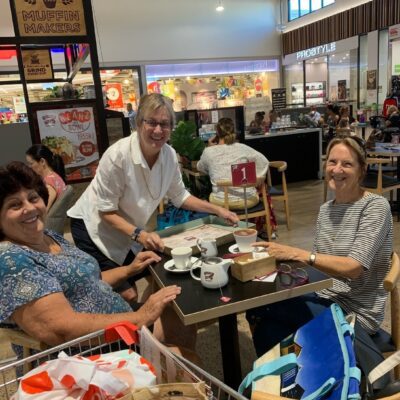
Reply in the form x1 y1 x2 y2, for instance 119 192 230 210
149 242 333 388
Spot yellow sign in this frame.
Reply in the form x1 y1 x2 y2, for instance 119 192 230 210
14 0 86 37
22 49 53 81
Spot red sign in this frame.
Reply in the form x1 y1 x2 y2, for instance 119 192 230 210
105 83 124 108
231 162 257 186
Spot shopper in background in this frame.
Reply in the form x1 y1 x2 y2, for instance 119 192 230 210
246 136 392 382
308 105 322 126
249 111 268 133
26 144 66 211
68 93 239 303
126 102 137 131
385 105 400 129
0 161 194 351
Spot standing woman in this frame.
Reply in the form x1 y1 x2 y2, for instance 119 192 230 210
68 93 238 302
26 144 66 210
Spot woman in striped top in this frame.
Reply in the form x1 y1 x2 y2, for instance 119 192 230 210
247 135 393 358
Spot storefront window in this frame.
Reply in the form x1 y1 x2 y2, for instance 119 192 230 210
378 29 389 109
305 57 327 106
328 50 357 112
285 62 304 106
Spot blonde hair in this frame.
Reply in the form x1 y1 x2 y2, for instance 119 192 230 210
136 93 175 128
216 118 236 145
387 105 399 115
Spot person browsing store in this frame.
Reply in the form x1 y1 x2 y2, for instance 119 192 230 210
68 93 239 302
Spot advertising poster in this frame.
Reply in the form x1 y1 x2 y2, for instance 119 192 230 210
105 83 124 109
338 80 347 100
271 88 287 110
367 70 377 90
37 107 99 180
13 96 27 114
22 48 53 81
13 0 86 37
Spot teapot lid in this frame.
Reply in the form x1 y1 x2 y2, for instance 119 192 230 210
202 256 223 265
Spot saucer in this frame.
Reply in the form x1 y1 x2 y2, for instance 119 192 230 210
228 244 240 254
164 257 199 274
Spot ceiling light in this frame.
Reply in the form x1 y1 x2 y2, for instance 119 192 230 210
216 0 224 12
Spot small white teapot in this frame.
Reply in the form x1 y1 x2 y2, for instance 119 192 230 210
190 257 233 289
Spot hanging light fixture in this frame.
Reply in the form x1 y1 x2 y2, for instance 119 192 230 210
216 0 224 12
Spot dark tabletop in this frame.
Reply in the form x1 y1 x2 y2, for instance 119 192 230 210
150 242 332 325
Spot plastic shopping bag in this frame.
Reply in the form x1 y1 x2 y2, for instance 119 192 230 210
239 304 361 400
12 349 157 400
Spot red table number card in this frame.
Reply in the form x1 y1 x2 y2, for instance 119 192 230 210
231 161 256 186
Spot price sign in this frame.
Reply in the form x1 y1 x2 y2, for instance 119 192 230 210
231 162 256 186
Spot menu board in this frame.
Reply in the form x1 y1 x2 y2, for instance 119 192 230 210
36 106 99 180
271 88 287 110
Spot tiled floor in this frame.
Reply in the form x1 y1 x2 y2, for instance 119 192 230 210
1 179 398 386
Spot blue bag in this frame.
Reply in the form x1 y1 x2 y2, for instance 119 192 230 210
157 205 209 231
239 304 361 400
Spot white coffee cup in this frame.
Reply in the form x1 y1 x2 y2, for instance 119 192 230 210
171 247 193 270
233 228 258 253
196 237 218 257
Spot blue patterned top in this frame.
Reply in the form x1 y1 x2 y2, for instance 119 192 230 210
0 230 132 325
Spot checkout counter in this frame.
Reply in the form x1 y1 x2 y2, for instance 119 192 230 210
244 128 323 183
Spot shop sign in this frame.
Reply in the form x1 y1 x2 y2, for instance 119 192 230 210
389 24 400 40
13 96 27 114
296 42 336 61
13 0 86 37
22 49 53 81
37 107 99 170
105 83 124 109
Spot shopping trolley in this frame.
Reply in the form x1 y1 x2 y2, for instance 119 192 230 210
0 322 246 400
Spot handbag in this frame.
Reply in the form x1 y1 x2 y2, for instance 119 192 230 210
239 304 361 400
157 205 209 230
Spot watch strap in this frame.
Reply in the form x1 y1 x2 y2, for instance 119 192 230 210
309 252 316 266
131 227 143 242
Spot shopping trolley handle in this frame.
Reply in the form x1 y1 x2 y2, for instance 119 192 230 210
104 321 139 346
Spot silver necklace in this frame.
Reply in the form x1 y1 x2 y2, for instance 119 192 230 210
140 165 163 200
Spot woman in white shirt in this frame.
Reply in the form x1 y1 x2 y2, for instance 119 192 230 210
68 94 238 302
197 117 269 210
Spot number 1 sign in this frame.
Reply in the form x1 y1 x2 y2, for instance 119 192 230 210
231 161 256 186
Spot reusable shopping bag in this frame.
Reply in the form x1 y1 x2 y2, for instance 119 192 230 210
157 205 208 230
239 303 361 400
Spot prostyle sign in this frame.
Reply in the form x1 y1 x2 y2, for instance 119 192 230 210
231 161 256 186
296 42 336 61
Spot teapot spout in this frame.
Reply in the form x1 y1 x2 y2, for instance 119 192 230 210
223 259 233 272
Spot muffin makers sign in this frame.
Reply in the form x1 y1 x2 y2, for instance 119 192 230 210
37 107 98 168
13 0 86 36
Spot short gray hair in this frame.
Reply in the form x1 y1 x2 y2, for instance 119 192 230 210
136 93 175 128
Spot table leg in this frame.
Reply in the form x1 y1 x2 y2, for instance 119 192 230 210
219 314 242 389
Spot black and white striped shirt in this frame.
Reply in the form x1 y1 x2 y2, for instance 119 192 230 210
315 192 393 334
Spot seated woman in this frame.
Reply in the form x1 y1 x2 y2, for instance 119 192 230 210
26 144 66 210
246 136 393 362
249 111 268 133
0 161 194 351
197 117 269 210
385 105 400 129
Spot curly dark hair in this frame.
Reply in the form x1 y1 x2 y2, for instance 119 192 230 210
0 162 49 238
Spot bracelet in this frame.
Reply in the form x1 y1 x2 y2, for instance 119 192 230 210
130 227 143 242
309 252 316 266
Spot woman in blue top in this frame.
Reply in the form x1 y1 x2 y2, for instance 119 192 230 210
0 161 193 349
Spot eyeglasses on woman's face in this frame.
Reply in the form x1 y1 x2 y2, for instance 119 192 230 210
143 119 171 130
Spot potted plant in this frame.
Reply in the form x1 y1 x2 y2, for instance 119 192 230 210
170 120 205 169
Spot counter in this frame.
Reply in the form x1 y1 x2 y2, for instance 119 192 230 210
244 128 322 182
0 123 32 165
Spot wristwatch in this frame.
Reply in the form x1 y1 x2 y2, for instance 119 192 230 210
131 227 143 242
309 252 316 266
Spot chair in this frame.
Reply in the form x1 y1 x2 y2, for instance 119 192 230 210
361 158 400 197
266 161 290 230
45 185 74 235
371 252 400 380
216 176 272 240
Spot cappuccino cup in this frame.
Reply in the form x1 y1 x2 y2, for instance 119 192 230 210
171 247 193 270
233 228 258 253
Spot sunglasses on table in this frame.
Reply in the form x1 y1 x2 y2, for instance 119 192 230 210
255 263 309 287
